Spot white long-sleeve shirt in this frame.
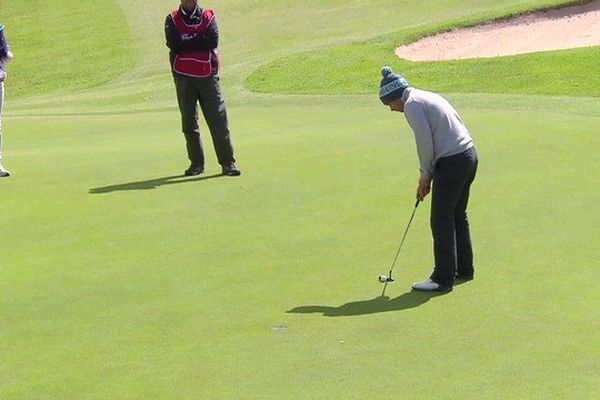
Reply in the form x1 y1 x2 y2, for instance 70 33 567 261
402 87 474 179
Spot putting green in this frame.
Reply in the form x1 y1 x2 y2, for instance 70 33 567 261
1 1 598 399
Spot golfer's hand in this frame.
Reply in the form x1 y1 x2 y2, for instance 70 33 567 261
2 50 12 63
416 178 431 201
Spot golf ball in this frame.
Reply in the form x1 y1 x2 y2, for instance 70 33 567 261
378 275 388 283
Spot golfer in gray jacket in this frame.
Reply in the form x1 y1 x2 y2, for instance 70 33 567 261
379 66 478 292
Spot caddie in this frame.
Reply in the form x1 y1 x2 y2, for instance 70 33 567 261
165 0 240 176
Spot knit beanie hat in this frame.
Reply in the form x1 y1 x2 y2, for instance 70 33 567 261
379 66 409 105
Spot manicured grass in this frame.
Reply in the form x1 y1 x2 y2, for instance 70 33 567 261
2 0 135 98
2 104 599 399
246 42 600 97
1 0 599 399
246 8 600 97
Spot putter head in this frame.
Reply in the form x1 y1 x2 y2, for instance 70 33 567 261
378 275 394 283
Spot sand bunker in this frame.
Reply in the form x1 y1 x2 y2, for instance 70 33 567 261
396 1 600 61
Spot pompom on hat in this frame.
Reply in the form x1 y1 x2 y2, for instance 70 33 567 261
379 66 409 104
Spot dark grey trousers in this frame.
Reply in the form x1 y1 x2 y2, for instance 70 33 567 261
174 74 235 167
430 147 478 287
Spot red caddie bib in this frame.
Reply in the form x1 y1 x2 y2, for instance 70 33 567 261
170 8 218 78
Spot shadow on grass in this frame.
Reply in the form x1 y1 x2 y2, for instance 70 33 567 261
287 290 449 317
89 173 224 194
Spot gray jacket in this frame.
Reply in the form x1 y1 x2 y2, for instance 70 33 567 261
402 87 474 179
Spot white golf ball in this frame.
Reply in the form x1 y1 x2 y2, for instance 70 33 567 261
378 275 388 282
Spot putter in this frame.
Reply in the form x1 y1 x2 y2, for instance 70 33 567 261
379 199 420 294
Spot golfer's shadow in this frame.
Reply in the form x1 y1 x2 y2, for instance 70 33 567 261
287 290 448 317
89 173 223 194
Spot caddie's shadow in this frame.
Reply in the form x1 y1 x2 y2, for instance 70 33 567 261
89 173 224 194
287 290 448 317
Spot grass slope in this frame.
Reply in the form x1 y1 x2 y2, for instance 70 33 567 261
1 0 599 399
2 0 135 98
246 3 600 97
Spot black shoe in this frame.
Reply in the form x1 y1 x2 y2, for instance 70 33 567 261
222 162 241 176
184 164 204 176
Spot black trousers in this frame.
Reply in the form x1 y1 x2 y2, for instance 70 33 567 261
430 147 478 287
174 74 235 167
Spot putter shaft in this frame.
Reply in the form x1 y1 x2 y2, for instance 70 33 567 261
387 199 420 280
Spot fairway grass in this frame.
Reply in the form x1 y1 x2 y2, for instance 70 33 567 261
1 0 599 399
